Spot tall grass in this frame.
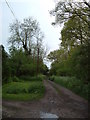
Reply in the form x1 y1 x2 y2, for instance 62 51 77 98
49 76 88 100
2 81 45 101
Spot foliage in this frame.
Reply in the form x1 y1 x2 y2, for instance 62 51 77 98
48 2 89 100
19 74 46 82
48 45 89 81
48 2 89 82
8 76 20 83
1 45 11 84
49 76 88 100
2 44 48 84
2 81 45 101
68 45 89 81
61 15 89 49
50 1 89 26
1 17 48 84
8 17 47 58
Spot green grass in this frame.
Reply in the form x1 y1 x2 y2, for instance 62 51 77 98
2 81 45 101
49 76 88 100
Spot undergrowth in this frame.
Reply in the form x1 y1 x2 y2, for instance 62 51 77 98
49 76 89 100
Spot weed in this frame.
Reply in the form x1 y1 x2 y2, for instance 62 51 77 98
2 81 45 101
50 76 88 100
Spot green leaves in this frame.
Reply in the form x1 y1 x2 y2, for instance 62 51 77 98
48 1 89 82
9 17 45 56
50 1 89 26
2 43 48 84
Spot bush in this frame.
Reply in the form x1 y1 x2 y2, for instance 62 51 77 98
49 75 55 81
19 75 45 81
13 76 20 82
38 74 46 79
7 76 20 83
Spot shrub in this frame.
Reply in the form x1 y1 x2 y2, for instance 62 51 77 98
7 76 20 83
13 76 20 82
19 75 45 81
49 75 55 81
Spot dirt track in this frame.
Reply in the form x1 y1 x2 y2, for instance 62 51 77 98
2 80 88 118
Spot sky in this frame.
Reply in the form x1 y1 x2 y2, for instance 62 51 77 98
1 0 63 67
1 0 89 68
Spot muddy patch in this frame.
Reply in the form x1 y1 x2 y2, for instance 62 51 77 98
2 80 88 118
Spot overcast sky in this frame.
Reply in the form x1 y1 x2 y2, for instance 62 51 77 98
0 0 63 67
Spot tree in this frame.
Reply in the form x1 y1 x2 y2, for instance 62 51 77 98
8 17 48 76
47 49 67 62
69 45 88 81
47 0 90 81
50 0 90 50
9 47 27 76
9 17 44 55
47 48 69 76
50 1 90 26
60 14 89 52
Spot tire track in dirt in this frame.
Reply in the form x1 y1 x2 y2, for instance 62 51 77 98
2 80 88 118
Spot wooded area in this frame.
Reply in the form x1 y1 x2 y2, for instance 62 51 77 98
1 0 89 101
1 1 89 118
1 17 48 84
48 1 89 83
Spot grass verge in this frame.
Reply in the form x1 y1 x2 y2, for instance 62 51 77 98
2 81 45 101
49 76 89 100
